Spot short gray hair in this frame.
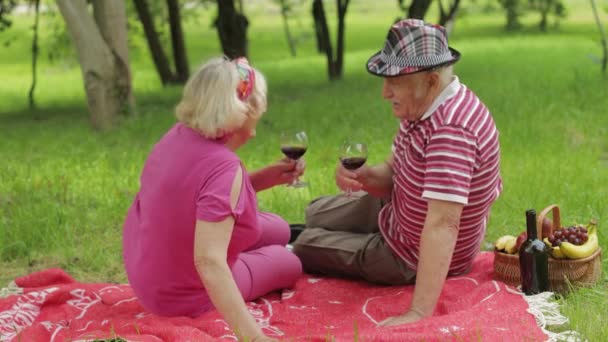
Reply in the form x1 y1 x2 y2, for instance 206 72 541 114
431 64 454 86
175 57 267 138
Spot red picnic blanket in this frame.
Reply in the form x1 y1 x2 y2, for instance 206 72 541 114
0 252 549 341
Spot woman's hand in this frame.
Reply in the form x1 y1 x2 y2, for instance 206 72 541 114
251 158 306 191
271 158 305 186
335 162 368 192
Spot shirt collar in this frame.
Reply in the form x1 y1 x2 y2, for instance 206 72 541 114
418 76 461 121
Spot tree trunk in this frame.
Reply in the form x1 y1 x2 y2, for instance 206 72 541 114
590 0 607 73
312 0 350 81
312 0 334 79
539 11 548 31
538 0 551 32
312 0 328 53
92 0 134 114
28 0 40 110
408 0 433 20
215 0 248 59
396 0 407 12
0 0 17 32
133 0 175 85
57 0 134 130
334 0 349 80
503 0 521 31
279 0 297 57
167 0 189 82
438 0 460 35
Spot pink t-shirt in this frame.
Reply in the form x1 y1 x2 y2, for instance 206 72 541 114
123 123 261 317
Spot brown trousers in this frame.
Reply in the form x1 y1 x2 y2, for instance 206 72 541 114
292 192 416 285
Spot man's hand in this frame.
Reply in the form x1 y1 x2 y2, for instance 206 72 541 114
378 309 426 327
250 334 279 342
335 156 394 198
335 162 368 192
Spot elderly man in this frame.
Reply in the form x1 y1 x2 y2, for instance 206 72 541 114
292 19 502 326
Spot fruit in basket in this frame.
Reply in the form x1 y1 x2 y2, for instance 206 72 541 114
504 236 518 254
495 235 517 254
559 222 599 260
541 217 553 240
547 225 589 247
515 231 527 251
495 235 514 251
543 237 565 259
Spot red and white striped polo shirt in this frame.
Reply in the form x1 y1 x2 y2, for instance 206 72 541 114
379 77 502 275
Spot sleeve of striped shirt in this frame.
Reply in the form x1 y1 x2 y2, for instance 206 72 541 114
421 125 477 204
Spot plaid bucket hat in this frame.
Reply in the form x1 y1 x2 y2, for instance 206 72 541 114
367 19 460 77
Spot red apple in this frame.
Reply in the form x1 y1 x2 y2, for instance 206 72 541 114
541 217 553 238
515 231 527 251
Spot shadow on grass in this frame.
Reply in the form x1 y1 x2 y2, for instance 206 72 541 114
0 70 372 127
0 105 84 124
0 87 185 126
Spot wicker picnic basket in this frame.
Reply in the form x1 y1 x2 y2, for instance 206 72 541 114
493 204 602 293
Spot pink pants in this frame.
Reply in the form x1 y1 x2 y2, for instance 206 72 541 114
231 212 302 301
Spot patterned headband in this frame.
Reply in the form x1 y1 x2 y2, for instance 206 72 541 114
234 57 256 101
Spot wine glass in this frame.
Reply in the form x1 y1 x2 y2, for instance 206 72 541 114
339 141 367 196
280 130 308 188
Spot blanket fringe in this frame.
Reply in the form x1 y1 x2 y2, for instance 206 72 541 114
0 281 23 298
523 292 584 342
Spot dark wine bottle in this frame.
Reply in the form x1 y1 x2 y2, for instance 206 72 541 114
519 209 550 295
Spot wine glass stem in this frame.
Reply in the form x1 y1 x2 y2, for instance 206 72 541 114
291 158 299 186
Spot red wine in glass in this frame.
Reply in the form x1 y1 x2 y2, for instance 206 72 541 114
280 146 307 160
340 157 367 170
339 142 368 195
280 131 309 188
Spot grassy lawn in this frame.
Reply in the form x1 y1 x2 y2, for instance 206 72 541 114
1 0 607 339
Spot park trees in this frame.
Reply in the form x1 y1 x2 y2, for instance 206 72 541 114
274 0 306 57
437 0 461 32
4 0 603 132
56 0 135 131
399 0 433 20
500 0 566 31
312 0 350 81
590 0 607 73
0 0 16 31
215 0 248 59
395 0 461 33
133 0 190 85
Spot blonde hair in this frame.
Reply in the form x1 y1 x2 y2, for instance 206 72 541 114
175 57 267 138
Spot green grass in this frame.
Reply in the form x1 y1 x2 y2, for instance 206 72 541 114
1 1 608 340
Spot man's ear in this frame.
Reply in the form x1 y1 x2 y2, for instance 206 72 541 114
427 71 441 91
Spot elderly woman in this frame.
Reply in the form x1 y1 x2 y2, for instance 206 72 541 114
123 57 302 341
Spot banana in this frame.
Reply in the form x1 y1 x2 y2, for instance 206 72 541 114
495 235 516 252
559 224 599 260
543 237 565 259
504 236 518 254
495 235 511 250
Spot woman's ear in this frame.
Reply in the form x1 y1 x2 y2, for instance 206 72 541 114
247 105 258 118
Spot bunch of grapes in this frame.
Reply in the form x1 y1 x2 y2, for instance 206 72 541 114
548 225 588 247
